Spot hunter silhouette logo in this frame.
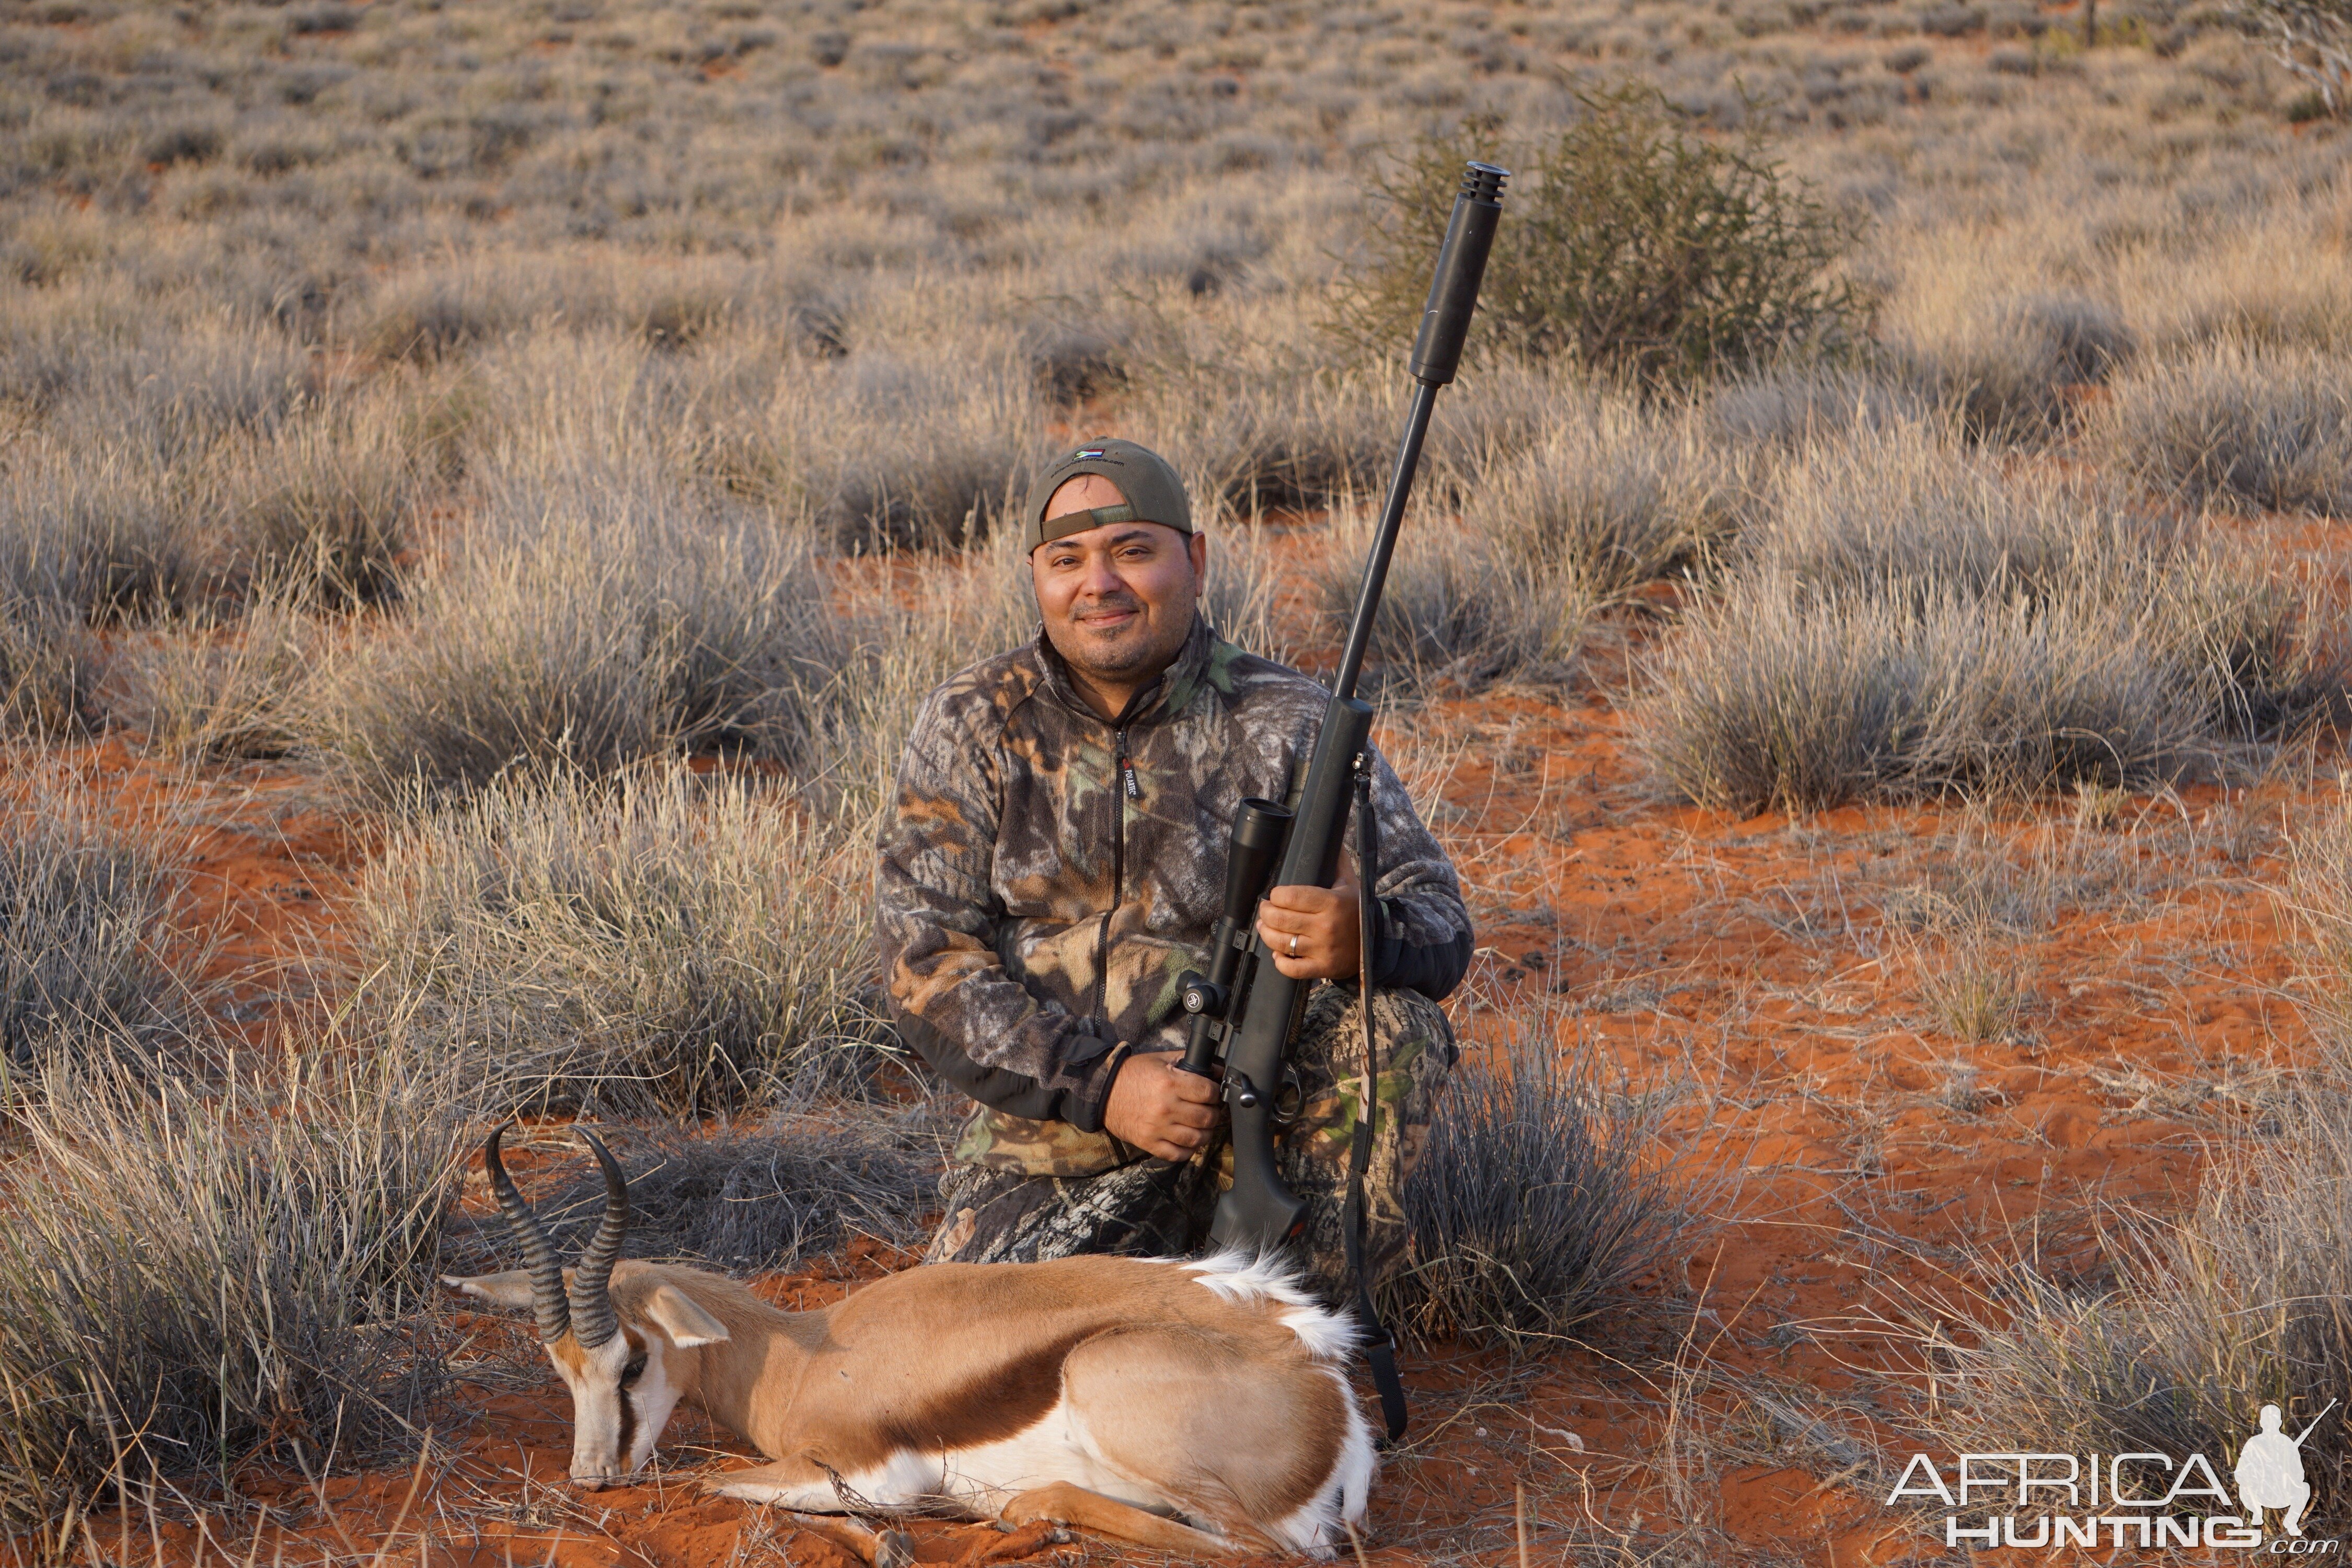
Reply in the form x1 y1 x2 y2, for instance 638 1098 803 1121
2240 1401 2335 1538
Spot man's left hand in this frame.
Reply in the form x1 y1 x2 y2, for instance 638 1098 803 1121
1256 866 1364 981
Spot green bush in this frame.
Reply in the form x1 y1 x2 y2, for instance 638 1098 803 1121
1335 88 1871 387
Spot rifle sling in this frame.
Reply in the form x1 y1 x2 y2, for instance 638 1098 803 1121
1346 759 1409 1444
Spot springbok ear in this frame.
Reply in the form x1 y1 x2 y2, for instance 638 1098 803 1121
443 1271 537 1309
643 1284 730 1347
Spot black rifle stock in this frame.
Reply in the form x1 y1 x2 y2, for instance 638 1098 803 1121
1182 161 1507 1252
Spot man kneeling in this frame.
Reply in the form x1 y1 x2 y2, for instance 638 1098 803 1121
877 439 1473 1301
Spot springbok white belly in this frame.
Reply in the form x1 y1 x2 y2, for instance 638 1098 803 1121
713 1397 1174 1517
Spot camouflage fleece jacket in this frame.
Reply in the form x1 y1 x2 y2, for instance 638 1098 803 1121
876 615 1474 1174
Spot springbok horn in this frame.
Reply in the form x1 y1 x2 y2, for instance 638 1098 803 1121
483 1122 571 1344
567 1129 631 1351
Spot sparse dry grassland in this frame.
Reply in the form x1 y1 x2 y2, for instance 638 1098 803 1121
2 0 2350 1561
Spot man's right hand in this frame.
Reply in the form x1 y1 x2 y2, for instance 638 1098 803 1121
1102 1052 1221 1161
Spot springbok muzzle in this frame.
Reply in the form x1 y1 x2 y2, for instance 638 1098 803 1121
481 1121 631 1348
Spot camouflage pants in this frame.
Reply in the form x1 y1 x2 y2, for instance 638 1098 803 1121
924 985 1455 1305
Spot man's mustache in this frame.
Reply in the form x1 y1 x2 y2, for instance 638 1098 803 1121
1069 591 1144 622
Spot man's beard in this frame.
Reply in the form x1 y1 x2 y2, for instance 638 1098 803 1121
1054 594 1169 678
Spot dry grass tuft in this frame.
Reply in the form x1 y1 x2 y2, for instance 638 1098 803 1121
1383 995 1710 1349
475 1108 946 1276
352 764 879 1118
1906 1109 2352 1525
1465 393 1745 608
0 1047 468 1531
111 588 320 764
1910 919 2034 1044
2103 338 2352 516
1892 806 2352 1524
1904 291 2135 440
1311 388 1733 696
0 784 208 1098
324 464 844 797
1635 425 2332 812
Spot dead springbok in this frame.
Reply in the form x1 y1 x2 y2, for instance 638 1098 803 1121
444 1126 1376 1559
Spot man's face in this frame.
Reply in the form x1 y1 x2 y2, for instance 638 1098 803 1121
1031 474 1207 692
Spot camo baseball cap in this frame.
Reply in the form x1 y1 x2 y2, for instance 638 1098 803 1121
1023 438 1193 553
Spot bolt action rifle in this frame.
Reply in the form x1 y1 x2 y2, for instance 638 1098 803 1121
1171 160 1508 1442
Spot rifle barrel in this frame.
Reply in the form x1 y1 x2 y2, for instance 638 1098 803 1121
1204 160 1507 1253
1332 381 1437 702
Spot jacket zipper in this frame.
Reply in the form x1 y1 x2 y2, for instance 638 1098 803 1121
1095 725 1131 1022
1089 686 1156 1024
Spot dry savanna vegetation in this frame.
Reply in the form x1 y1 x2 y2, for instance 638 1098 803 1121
2 0 2350 1561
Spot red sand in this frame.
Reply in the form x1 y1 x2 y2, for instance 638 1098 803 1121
21 613 2317 1566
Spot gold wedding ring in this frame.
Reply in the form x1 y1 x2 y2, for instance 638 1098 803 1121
1288 933 1299 956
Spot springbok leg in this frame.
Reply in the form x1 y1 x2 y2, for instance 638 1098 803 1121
783 1512 917 1568
998 1484 1243 1556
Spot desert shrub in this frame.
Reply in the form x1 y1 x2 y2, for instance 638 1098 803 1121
1336 88 1870 387
326 464 844 797
0 790 205 1097
1383 1001 1705 1347
352 764 879 1116
2103 339 2352 516
2235 0 2352 117
0 1048 467 1530
489 1108 945 1275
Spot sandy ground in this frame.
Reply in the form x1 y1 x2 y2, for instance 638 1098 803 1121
29 524 2328 1567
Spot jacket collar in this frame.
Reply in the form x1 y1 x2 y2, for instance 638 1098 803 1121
1033 614 1216 728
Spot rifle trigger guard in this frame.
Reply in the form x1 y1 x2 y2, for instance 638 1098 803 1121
1271 1064 1305 1126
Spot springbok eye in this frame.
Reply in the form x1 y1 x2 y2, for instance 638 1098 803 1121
621 1355 647 1386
